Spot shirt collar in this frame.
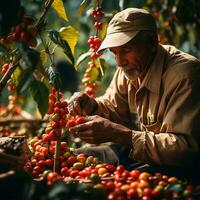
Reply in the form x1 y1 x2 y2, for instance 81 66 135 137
139 44 166 94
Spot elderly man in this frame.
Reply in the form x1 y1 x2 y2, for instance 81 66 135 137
68 8 200 181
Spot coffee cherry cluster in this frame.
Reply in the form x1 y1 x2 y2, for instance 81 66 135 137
82 1 105 97
25 137 68 179
88 36 102 55
0 63 23 132
25 136 101 183
43 88 68 142
1 63 16 93
24 86 90 181
90 7 104 20
1 63 10 75
82 61 100 96
4 14 37 47
0 64 22 137
0 63 15 93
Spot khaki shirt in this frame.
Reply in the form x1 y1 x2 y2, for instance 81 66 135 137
94 44 200 167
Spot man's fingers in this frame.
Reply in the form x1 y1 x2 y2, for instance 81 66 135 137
69 122 91 133
78 137 96 144
68 92 89 116
72 101 82 115
68 100 84 116
85 115 98 121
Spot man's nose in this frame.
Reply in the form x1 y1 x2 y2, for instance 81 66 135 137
115 54 127 68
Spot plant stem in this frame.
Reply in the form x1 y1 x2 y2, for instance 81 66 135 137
53 139 61 172
0 54 22 94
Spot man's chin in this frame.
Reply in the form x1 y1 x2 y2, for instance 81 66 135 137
124 71 139 81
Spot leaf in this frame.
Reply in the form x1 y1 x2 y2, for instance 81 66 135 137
51 0 68 21
76 51 91 69
119 0 126 11
29 79 49 118
59 26 79 54
90 67 99 81
15 68 33 93
95 58 107 78
49 30 75 65
78 0 89 16
19 44 41 71
48 66 61 90
10 48 20 57
100 22 108 39
40 50 47 65
12 66 22 86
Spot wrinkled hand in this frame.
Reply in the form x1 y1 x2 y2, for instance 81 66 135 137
67 92 98 116
68 115 132 145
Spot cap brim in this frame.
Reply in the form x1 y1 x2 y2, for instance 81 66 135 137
98 30 139 52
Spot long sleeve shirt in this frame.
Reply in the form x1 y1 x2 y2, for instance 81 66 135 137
93 44 200 167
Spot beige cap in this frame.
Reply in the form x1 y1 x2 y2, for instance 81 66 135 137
98 8 157 51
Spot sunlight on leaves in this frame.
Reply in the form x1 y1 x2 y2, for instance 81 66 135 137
40 50 47 65
76 51 91 69
78 0 89 16
52 0 68 21
59 26 79 54
100 22 108 39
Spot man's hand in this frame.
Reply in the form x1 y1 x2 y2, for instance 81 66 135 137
68 92 98 116
68 115 132 145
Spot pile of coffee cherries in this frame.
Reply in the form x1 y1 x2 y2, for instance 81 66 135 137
25 135 200 199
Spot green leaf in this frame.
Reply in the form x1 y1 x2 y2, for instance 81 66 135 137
10 48 20 57
95 58 107 78
48 66 62 90
90 67 99 81
51 0 68 21
15 69 33 93
20 44 41 70
29 79 49 118
76 51 91 69
12 66 22 86
78 0 89 16
49 30 74 65
40 49 47 65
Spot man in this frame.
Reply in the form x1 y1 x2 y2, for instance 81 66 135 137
68 8 200 181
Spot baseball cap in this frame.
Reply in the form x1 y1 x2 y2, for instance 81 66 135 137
98 8 157 52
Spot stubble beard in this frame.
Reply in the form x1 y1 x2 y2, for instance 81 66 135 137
123 68 141 81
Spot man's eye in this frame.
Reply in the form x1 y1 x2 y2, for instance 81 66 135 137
123 49 131 53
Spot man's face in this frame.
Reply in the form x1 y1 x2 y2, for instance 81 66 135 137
109 39 152 81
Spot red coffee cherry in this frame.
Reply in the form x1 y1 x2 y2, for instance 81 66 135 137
66 119 76 128
75 116 87 125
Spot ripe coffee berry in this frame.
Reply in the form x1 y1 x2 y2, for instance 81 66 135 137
66 119 76 128
75 116 87 125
